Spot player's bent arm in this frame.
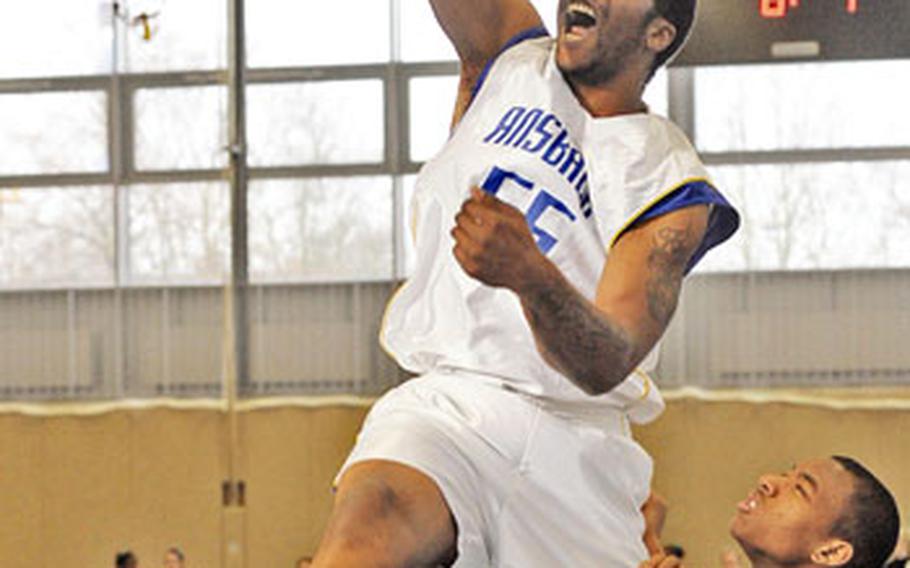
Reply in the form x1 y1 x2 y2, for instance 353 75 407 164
519 206 709 395
429 0 543 125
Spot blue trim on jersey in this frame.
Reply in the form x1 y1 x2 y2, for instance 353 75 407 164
470 26 550 103
630 181 741 274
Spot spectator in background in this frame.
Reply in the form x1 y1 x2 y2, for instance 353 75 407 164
663 544 685 559
116 551 138 568
296 556 313 568
163 547 184 568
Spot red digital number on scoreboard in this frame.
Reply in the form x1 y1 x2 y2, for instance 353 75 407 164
759 0 858 18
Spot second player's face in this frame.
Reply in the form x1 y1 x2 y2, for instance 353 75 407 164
555 0 654 85
729 458 854 564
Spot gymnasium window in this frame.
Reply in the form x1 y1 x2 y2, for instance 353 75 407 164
0 0 908 400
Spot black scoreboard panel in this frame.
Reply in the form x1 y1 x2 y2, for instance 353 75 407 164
673 0 910 66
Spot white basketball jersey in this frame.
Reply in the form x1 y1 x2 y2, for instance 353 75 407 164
381 37 725 424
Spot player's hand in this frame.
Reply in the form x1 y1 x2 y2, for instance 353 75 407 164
642 491 669 555
451 187 546 291
639 552 684 568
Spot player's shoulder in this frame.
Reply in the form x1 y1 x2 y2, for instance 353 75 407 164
594 113 708 188
493 34 554 73
616 114 701 165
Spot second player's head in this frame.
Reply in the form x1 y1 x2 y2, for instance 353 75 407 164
555 0 696 87
730 456 900 568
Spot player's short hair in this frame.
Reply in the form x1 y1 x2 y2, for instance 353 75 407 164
115 551 136 568
831 456 901 568
648 0 697 73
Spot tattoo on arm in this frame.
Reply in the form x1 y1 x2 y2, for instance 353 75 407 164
521 272 634 396
645 226 692 326
519 217 702 396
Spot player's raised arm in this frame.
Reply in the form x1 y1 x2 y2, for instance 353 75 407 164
429 0 544 124
430 0 542 66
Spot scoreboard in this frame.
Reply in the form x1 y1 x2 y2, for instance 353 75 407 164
673 0 910 66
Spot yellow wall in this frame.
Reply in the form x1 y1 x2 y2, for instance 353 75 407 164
1 395 907 567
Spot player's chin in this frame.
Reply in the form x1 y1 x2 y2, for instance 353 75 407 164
555 39 593 73
728 511 755 543
555 43 581 74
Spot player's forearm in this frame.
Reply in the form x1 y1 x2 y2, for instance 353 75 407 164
429 0 541 64
517 262 639 396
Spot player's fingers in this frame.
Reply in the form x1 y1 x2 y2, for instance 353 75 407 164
460 200 492 228
454 210 484 234
454 212 488 245
451 241 480 276
639 553 669 568
470 186 490 202
469 186 506 213
450 225 481 253
470 188 526 224
472 186 517 214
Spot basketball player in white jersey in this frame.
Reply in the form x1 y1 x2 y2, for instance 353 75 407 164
313 1 740 566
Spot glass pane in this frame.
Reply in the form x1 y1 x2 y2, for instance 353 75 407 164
696 161 910 272
0 0 111 78
695 61 910 152
401 0 558 62
247 0 390 67
134 87 228 171
0 187 114 288
247 81 384 166
249 177 393 282
127 183 229 284
409 76 459 162
120 0 226 72
0 92 107 176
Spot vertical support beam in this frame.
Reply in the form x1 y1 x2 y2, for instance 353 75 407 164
110 2 129 397
666 67 697 386
162 288 172 390
667 67 696 143
388 0 409 280
67 290 78 393
227 0 250 395
224 0 249 566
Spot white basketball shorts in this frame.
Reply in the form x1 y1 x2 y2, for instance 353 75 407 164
336 368 653 567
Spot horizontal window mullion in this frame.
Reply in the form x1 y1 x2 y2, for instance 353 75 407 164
0 173 113 189
249 164 391 180
126 169 228 184
248 64 389 83
0 62 462 94
0 76 110 94
702 147 910 166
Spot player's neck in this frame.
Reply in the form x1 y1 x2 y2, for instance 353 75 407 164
567 70 647 118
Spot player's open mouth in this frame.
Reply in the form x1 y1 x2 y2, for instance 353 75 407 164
564 2 598 39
